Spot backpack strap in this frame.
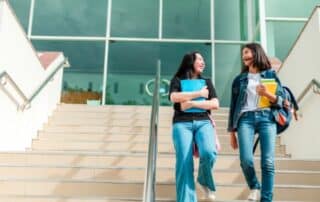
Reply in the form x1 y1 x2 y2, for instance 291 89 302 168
283 86 299 110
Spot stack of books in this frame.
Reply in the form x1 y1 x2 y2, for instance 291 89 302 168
180 79 206 112
258 78 278 108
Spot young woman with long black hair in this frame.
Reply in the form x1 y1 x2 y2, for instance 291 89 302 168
169 52 219 202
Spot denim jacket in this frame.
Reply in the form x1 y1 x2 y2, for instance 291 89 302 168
227 69 285 132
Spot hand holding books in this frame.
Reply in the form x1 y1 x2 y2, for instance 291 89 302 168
180 79 207 112
199 86 209 99
257 78 278 108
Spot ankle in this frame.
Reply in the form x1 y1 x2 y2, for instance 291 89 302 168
198 183 216 201
248 189 260 201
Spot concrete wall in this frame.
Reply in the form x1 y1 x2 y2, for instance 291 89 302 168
0 0 64 150
0 1 44 97
278 7 320 159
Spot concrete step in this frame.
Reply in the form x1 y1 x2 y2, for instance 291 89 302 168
48 118 171 127
0 152 318 171
37 132 282 146
51 111 170 119
10 103 314 202
39 130 233 137
0 196 307 202
0 179 318 201
49 112 228 120
46 119 228 128
31 140 287 156
0 166 318 186
41 126 228 135
0 196 129 202
57 104 229 114
0 196 133 202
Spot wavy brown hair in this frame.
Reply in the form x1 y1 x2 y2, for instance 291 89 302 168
241 43 271 73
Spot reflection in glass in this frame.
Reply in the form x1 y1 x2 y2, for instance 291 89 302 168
32 0 107 36
267 21 304 61
106 41 212 105
8 0 31 32
215 0 248 41
163 0 210 39
215 44 242 107
33 40 105 104
111 0 158 38
266 0 320 18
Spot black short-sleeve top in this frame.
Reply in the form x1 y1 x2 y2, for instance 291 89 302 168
168 76 218 123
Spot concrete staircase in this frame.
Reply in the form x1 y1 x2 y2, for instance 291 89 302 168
0 104 319 202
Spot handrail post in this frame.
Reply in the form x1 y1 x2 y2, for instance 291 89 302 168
297 79 320 103
143 60 160 202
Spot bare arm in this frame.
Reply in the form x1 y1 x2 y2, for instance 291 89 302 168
180 98 219 111
230 131 238 150
170 86 208 103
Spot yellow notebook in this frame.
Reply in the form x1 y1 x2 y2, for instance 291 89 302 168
258 79 278 108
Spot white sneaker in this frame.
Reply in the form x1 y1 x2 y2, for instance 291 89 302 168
199 183 216 201
247 189 260 201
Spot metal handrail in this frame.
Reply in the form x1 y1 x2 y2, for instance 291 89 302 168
28 58 68 104
0 58 68 110
297 79 320 103
143 60 160 202
0 71 29 109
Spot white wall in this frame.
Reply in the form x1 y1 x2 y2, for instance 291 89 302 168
284 91 320 159
0 1 49 97
0 0 65 150
0 2 3 30
278 7 320 159
0 68 64 150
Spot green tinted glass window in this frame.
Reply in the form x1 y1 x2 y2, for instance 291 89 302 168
254 0 260 26
107 41 212 105
163 0 210 39
215 0 248 40
215 44 242 107
111 0 158 38
8 0 31 32
32 40 105 93
266 0 320 17
267 21 304 61
253 0 260 40
32 0 108 36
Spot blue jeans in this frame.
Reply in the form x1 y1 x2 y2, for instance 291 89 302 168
237 110 276 202
172 120 217 202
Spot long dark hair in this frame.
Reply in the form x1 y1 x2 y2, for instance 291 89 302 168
241 43 271 73
174 51 200 79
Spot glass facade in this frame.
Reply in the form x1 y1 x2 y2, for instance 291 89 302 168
215 0 247 41
266 21 305 60
8 0 319 106
33 40 105 91
33 0 108 36
163 0 210 39
111 0 158 38
9 0 31 32
266 0 320 18
215 44 242 106
107 42 211 105
265 0 320 60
